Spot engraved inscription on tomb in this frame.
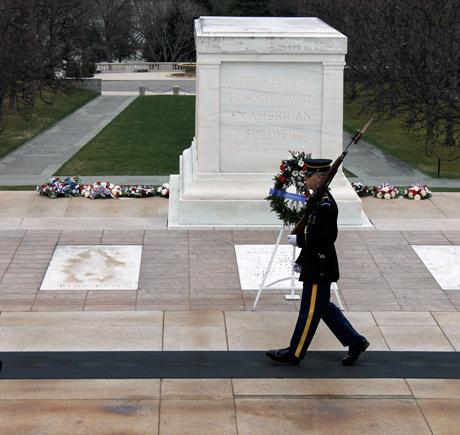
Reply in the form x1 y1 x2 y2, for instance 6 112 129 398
220 62 323 172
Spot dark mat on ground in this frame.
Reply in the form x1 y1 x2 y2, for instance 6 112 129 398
1 351 459 379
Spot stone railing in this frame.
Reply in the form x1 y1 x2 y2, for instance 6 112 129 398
65 78 101 93
96 62 185 73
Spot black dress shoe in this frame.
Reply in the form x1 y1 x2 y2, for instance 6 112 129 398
266 348 300 366
342 339 370 366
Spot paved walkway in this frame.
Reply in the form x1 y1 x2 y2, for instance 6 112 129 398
1 72 460 433
344 131 460 188
0 192 460 433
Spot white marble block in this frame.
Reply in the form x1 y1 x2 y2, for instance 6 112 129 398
169 16 363 227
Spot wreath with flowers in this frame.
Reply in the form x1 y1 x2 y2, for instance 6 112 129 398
373 182 399 199
403 183 432 200
157 182 170 198
351 182 372 197
266 151 311 226
36 177 83 198
81 181 122 199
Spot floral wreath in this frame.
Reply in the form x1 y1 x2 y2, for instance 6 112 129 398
403 183 431 200
373 182 399 199
351 182 372 197
266 151 311 226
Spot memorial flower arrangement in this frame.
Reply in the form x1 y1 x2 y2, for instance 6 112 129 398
36 178 169 199
121 185 157 197
157 183 170 197
351 182 372 196
403 183 432 200
37 177 83 198
266 150 311 226
81 181 122 199
373 182 399 199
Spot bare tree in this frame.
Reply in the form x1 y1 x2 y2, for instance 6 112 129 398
90 0 136 63
135 0 208 62
293 0 460 164
396 0 460 161
0 0 89 128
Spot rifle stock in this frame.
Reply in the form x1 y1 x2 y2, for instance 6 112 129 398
290 151 346 236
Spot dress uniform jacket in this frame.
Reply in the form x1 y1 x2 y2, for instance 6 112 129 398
295 190 339 284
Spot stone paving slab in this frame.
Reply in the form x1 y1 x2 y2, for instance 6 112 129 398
1 377 459 434
0 310 456 352
2 191 460 231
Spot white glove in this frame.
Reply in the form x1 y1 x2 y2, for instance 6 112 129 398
293 262 302 273
287 235 297 247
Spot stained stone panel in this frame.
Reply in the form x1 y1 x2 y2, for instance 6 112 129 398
40 245 142 291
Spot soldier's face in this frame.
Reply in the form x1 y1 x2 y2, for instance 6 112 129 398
305 173 322 190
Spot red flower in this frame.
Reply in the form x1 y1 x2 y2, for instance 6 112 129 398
302 166 307 171
279 175 285 183
280 164 285 170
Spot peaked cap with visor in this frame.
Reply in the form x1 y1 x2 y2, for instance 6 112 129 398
305 158 332 176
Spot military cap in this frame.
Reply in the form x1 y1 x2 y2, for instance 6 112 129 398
305 158 332 175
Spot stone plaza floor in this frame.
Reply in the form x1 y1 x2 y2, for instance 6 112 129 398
1 191 460 434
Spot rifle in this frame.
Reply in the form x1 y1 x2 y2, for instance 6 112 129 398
290 118 373 236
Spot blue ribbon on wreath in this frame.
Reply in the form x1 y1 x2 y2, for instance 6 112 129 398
269 188 307 202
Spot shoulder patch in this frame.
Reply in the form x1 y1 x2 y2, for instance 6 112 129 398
321 202 331 207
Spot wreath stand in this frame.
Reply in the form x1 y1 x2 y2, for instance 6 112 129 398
251 192 344 312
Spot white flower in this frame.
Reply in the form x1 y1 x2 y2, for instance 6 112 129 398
409 192 414 198
384 193 391 199
414 194 421 200
420 189 426 196
292 171 299 177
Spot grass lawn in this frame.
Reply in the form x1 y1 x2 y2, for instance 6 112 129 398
0 89 99 160
56 95 196 176
343 101 460 178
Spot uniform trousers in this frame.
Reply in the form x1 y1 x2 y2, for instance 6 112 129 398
288 282 364 359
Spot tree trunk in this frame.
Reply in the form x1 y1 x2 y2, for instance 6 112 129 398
8 85 17 110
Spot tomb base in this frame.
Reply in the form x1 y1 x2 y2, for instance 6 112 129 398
168 140 367 228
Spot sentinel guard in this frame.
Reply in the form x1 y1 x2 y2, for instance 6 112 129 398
266 158 370 366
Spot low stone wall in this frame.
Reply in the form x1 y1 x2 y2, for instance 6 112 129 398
75 78 101 92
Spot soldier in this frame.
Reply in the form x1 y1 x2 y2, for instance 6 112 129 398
266 158 369 366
